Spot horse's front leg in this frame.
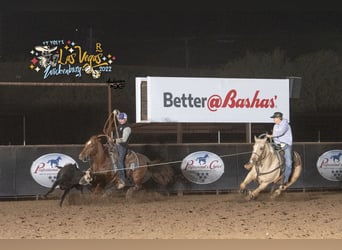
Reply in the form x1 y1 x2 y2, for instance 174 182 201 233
239 169 256 195
126 183 142 199
247 182 269 200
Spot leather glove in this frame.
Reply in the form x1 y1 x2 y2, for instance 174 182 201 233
108 138 115 147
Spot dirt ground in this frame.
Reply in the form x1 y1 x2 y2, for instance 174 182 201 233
1 190 342 239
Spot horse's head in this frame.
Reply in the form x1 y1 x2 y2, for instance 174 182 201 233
248 135 269 164
79 136 101 162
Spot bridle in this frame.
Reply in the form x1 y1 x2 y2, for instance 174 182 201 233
79 134 117 174
251 140 281 177
250 143 267 165
80 134 109 162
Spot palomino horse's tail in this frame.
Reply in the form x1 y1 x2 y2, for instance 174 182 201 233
271 151 302 198
286 151 302 187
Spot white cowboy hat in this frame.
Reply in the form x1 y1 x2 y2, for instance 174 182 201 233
34 45 57 53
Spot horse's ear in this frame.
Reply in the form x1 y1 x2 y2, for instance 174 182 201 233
96 135 107 145
254 135 258 142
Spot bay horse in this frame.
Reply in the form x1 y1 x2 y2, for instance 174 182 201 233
78 134 174 198
239 135 302 200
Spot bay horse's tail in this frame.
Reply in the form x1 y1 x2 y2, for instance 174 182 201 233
125 150 175 187
148 160 175 186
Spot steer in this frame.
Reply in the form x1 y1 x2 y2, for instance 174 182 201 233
44 163 92 207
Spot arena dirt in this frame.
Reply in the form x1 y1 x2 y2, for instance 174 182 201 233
1 190 342 239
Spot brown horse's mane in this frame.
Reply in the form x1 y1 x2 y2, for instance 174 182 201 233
95 133 110 143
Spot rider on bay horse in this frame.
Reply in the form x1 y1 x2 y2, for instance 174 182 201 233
108 109 132 189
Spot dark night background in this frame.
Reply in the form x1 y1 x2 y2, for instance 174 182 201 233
1 1 342 145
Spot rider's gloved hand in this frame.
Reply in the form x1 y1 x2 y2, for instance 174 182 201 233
108 137 115 146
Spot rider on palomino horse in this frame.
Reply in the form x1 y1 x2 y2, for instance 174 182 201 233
244 111 293 187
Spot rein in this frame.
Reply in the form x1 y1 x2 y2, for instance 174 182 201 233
253 142 281 177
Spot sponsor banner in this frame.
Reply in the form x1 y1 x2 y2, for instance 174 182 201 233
30 153 77 188
316 150 342 181
181 151 224 184
136 76 289 123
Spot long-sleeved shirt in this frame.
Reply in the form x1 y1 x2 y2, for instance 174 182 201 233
272 119 292 146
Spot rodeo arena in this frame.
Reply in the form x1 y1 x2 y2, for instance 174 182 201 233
0 34 342 240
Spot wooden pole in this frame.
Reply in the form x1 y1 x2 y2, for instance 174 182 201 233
107 84 112 119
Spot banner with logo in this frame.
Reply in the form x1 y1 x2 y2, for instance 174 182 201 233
29 39 116 80
30 153 78 188
136 76 289 123
316 150 342 181
181 151 225 184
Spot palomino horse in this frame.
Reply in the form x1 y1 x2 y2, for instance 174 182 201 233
239 135 302 200
78 134 174 198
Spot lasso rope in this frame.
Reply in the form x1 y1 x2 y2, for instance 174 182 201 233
102 112 114 138
94 112 254 174
89 150 253 174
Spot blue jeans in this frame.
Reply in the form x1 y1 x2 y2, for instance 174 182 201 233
117 144 127 183
283 144 293 184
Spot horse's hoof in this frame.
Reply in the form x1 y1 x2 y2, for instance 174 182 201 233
248 191 257 200
248 196 255 201
101 189 113 198
245 195 253 201
126 188 133 199
116 179 126 190
239 189 248 196
271 189 282 198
